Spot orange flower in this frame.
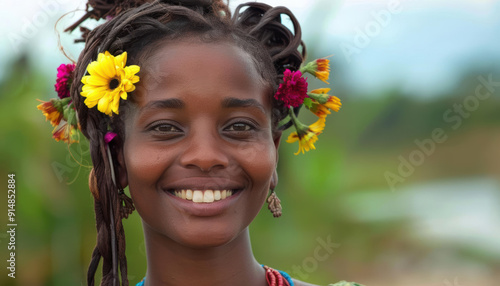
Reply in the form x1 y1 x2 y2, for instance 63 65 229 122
300 58 331 84
37 99 63 127
324 95 341 112
52 122 79 144
314 58 330 84
307 88 341 116
309 102 331 118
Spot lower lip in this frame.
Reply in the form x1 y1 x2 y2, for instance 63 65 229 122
164 190 243 217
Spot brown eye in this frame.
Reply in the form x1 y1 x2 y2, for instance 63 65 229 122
153 124 181 133
226 122 253 132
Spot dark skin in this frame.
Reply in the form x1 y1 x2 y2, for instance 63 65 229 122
116 40 318 286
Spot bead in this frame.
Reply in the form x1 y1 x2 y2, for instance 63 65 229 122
277 270 284 286
278 270 294 286
137 266 294 286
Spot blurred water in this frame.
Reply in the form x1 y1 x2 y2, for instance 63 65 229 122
345 177 500 256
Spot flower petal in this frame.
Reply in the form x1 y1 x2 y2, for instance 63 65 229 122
81 51 141 116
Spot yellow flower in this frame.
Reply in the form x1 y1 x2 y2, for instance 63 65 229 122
309 102 331 118
300 58 331 84
308 88 342 116
81 51 140 116
286 117 326 155
37 99 63 127
314 58 330 84
324 95 341 112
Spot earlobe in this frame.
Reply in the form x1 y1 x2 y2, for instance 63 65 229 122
271 131 282 190
270 170 278 190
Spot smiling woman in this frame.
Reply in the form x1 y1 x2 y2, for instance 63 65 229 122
122 42 278 255
36 0 357 285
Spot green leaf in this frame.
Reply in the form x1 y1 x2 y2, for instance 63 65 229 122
303 97 313 109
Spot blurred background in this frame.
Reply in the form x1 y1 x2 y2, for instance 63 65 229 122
1 0 500 285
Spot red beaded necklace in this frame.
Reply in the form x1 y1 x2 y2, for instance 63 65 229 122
263 265 293 286
136 265 293 286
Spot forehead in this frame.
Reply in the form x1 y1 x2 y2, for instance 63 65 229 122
134 41 270 107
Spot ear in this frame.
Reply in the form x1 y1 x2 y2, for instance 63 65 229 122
115 144 128 189
271 130 282 190
273 130 283 164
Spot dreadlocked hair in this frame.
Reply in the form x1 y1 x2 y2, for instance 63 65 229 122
67 0 304 285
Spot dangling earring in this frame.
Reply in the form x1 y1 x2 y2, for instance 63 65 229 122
267 188 282 218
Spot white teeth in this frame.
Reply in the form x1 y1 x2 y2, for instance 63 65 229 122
214 190 221 201
173 189 236 203
203 190 214 203
192 190 203 203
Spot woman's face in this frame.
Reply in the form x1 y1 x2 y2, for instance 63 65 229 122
119 40 280 248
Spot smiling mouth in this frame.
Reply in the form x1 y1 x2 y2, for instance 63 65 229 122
169 189 241 203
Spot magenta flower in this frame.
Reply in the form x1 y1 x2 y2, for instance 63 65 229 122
54 63 75 99
104 132 117 144
274 69 309 108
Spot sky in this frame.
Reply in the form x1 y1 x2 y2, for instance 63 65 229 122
1 0 499 98
329 0 500 97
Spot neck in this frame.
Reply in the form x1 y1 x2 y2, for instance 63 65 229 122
143 226 267 286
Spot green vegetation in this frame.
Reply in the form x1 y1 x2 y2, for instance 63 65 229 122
1 53 499 286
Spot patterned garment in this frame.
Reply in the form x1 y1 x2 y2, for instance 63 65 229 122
136 277 365 286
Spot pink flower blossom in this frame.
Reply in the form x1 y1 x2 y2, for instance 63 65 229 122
54 63 75 99
274 69 308 108
104 132 117 144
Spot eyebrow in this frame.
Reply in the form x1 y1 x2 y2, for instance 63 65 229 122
143 98 185 110
221 97 266 114
141 97 266 113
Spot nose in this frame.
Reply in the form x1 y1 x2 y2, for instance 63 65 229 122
179 126 230 172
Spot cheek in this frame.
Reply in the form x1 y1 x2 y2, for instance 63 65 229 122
125 145 158 185
237 140 277 194
240 144 275 226
123 139 174 200
123 140 178 231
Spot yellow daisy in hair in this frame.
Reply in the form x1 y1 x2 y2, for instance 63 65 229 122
286 117 326 155
81 51 140 116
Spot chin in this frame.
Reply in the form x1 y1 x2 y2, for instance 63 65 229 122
180 232 238 249
159 218 249 249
